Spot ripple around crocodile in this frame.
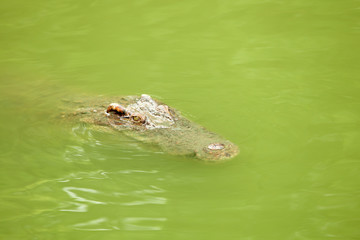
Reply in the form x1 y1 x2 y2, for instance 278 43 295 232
60 94 239 162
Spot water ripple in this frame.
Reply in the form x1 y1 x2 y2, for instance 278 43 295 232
62 187 106 205
72 217 167 231
123 217 167 231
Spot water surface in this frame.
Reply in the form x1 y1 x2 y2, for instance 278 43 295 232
0 0 359 239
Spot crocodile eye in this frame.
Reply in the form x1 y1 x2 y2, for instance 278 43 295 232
131 113 146 124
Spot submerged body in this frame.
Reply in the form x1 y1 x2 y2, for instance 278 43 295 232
61 94 239 161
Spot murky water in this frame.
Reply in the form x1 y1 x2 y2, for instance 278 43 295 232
1 0 359 239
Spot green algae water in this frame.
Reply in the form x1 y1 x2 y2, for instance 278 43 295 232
1 0 359 239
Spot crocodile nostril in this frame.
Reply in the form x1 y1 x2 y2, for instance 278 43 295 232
207 143 225 150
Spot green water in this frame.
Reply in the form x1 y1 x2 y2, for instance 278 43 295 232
1 0 359 239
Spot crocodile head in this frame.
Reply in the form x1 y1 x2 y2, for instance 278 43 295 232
61 94 239 162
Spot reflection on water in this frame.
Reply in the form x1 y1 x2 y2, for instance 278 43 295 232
119 185 166 206
0 125 169 233
72 217 167 231
122 217 167 231
1 167 168 232
73 217 112 231
56 129 168 231
61 187 106 212
59 170 168 231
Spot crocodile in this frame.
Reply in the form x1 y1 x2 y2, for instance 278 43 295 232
61 94 239 162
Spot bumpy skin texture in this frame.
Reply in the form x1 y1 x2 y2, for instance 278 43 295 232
60 94 239 162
